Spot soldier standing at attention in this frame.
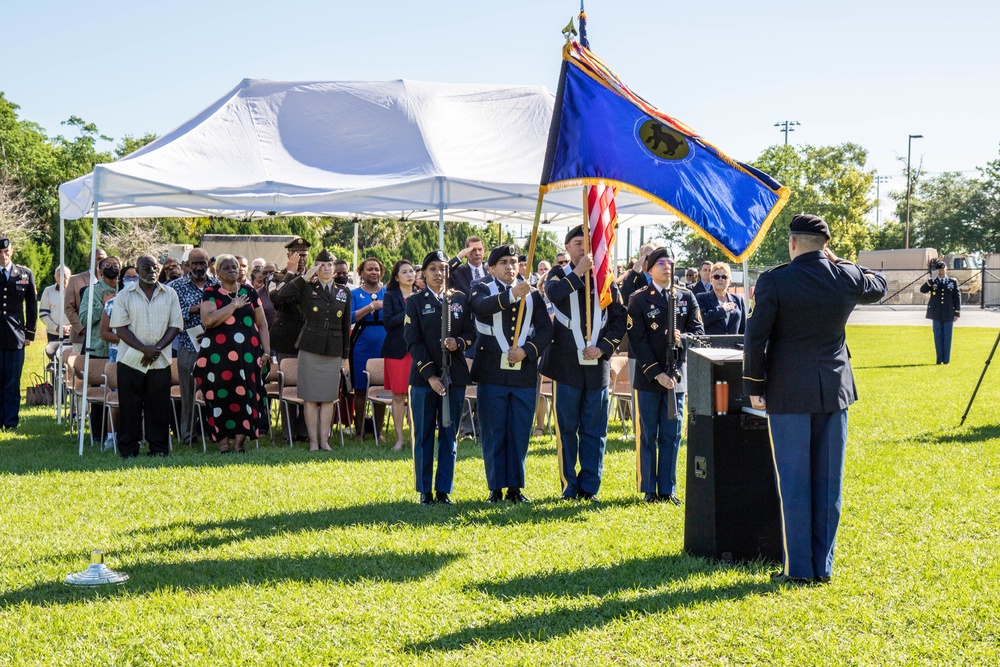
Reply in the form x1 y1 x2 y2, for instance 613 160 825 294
540 225 627 502
920 260 961 364
0 236 37 430
470 244 553 504
404 251 476 505
627 248 703 505
743 214 887 585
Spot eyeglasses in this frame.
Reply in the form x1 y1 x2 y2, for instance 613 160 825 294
712 274 729 280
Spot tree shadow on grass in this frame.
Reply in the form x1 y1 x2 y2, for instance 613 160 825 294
406 554 771 654
0 550 459 609
911 424 1000 445
81 498 632 558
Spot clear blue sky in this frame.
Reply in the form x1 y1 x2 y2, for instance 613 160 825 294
3 0 998 203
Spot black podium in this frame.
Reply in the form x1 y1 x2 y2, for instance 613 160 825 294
683 347 782 564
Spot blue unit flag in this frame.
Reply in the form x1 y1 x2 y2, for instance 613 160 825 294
541 43 789 262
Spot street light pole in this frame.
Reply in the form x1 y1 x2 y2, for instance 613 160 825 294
905 134 923 249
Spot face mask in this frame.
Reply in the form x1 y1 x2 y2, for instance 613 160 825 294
122 276 138 286
102 265 120 280
334 275 349 285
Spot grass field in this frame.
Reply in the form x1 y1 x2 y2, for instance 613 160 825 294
1 325 999 666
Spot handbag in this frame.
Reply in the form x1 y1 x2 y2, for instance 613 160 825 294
26 373 55 406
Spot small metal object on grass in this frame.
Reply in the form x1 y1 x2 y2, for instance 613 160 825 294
65 550 129 586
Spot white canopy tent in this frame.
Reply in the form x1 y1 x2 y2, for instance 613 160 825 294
58 78 679 454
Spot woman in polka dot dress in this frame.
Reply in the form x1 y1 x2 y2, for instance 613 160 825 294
194 254 272 453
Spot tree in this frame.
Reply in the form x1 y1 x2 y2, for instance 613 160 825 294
101 219 172 265
750 143 876 265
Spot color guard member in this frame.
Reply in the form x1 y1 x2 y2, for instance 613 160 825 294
920 260 961 364
404 250 476 505
627 248 704 504
470 244 553 503
539 225 627 501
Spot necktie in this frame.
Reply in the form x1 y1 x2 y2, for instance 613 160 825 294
0 268 5 281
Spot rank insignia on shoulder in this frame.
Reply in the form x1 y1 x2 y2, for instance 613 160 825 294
747 296 755 318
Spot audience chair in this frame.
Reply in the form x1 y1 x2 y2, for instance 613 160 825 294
609 355 634 437
362 358 393 446
100 362 119 454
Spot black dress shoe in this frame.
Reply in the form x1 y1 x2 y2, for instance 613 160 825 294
661 493 683 506
559 493 576 502
770 571 812 585
579 492 600 503
644 492 658 503
486 490 504 503
814 576 833 585
435 492 453 505
506 488 530 504
420 493 435 505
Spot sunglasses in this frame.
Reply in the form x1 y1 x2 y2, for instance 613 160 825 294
712 274 729 280
556 260 569 265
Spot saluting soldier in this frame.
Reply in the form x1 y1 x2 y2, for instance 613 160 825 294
404 250 476 505
0 236 37 430
919 259 961 364
270 238 310 361
743 214 887 585
539 225 627 502
470 244 553 503
627 249 704 505
270 249 351 450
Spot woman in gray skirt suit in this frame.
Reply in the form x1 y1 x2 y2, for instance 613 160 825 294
270 249 351 450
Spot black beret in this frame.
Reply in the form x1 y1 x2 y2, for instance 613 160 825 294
518 254 527 263
564 224 584 245
0 236 9 250
285 237 311 251
487 244 518 266
422 249 448 269
933 260 946 270
314 249 334 263
645 247 673 271
789 214 830 240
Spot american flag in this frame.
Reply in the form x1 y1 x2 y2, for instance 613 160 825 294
588 184 618 309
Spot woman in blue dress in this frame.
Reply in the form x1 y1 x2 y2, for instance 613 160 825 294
351 257 387 438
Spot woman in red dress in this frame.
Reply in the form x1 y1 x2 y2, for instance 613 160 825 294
380 260 416 450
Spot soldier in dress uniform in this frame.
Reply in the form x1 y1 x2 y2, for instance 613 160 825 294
539 225 627 501
743 214 887 585
0 236 37 430
919 260 961 364
627 248 704 505
269 237 311 439
404 250 476 505
470 244 553 503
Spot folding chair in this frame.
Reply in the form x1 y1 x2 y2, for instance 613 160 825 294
609 355 634 436
538 374 554 435
100 362 119 454
362 358 393 446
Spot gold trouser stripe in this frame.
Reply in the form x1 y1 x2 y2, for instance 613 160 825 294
553 381 568 492
767 418 791 576
408 386 417 490
633 388 643 492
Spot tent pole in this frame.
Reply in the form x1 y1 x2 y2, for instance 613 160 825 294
438 177 445 250
511 191 546 347
352 217 359 284
79 204 100 456
56 217 66 424
743 258 750 295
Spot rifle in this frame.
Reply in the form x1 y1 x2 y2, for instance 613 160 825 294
440 264 453 428
665 280 682 420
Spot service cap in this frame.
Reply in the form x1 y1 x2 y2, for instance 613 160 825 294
285 237 311 251
314 249 334 263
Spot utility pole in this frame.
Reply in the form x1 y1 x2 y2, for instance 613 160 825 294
774 120 801 145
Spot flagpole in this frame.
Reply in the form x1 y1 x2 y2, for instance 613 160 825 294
511 192 545 348
583 187 592 342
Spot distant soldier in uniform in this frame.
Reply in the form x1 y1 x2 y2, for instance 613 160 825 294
0 236 37 430
470 244 553 503
540 225 627 501
920 260 961 364
627 248 704 504
404 250 476 505
743 214 887 585
619 243 657 305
